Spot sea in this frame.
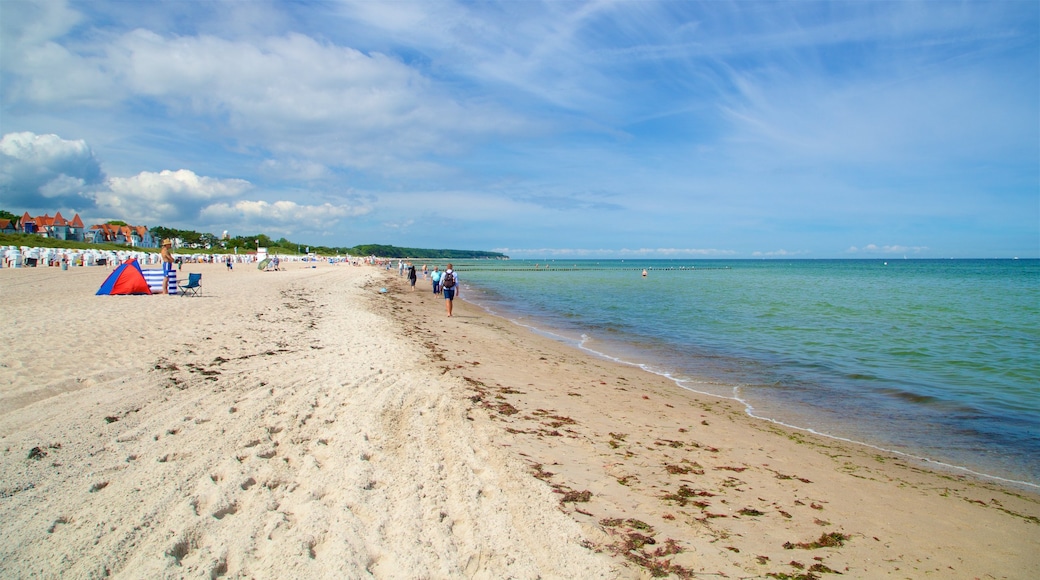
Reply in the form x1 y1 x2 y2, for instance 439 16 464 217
446 259 1039 490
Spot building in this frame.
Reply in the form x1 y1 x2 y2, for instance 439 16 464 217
19 212 86 242
15 211 157 247
85 223 157 247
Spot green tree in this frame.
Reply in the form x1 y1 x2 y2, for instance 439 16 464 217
0 209 19 226
198 232 218 248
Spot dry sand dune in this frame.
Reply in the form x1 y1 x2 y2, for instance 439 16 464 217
1 261 1038 579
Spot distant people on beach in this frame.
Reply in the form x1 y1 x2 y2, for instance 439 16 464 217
431 266 442 295
407 262 417 291
160 239 174 294
422 264 428 280
441 263 458 317
226 257 233 271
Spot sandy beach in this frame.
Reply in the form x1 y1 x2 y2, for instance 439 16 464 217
1 261 1037 579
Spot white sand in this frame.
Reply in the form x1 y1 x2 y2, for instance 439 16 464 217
0 263 617 578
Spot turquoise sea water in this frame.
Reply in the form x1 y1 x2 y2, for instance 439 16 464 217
449 259 1040 488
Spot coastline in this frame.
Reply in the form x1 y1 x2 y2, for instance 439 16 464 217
1 262 1037 578
576 339 1040 494
458 259 1040 490
383 267 1040 577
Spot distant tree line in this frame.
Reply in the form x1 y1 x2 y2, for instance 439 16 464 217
152 228 506 258
347 244 506 259
3 209 506 258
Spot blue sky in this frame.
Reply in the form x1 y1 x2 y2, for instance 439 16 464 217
1 0 1037 258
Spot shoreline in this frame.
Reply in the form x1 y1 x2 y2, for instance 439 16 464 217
458 266 1040 491
580 343 1040 494
577 339 1040 494
476 313 1031 494
1 263 1037 578
382 267 1040 577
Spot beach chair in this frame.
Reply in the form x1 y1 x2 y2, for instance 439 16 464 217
178 273 202 297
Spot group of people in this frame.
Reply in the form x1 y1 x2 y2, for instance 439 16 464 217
401 260 460 317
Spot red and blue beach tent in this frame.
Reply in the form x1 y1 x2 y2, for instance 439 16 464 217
96 258 152 295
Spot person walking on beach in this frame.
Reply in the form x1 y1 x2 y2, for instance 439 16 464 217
160 239 175 294
441 263 458 316
407 262 417 291
430 266 442 295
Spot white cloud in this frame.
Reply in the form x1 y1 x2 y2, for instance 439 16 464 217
102 29 524 169
108 169 250 201
98 169 251 223
0 0 82 53
751 249 810 257
3 5 531 174
38 174 87 199
0 131 103 208
0 131 95 172
846 244 929 255
0 0 115 105
0 131 367 240
200 200 369 236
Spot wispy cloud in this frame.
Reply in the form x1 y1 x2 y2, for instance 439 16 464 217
494 247 737 259
752 249 811 258
1 1 1035 256
847 244 930 255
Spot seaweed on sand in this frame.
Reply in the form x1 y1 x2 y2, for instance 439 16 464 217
660 484 714 508
559 489 592 503
599 519 692 578
783 532 851 550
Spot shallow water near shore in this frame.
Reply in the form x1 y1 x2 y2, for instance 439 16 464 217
449 258 1040 488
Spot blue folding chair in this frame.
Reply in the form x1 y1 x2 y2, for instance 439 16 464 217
178 273 202 296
